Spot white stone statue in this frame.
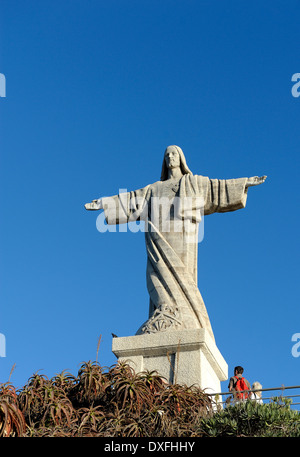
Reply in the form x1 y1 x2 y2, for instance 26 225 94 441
85 145 266 340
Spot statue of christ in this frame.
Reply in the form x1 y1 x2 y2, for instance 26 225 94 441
85 145 266 339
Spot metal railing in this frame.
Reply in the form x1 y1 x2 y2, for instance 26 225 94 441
206 385 300 409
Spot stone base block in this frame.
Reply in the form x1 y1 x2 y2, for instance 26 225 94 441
112 328 228 394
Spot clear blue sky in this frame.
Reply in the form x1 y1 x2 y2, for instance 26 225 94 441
0 1 299 394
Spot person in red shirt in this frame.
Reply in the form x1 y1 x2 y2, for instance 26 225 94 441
228 366 251 401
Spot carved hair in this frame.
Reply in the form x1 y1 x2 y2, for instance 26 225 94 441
160 145 193 181
252 381 262 396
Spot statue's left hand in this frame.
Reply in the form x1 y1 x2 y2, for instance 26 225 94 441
246 175 267 187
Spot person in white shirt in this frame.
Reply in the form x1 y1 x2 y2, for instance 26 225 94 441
251 381 263 404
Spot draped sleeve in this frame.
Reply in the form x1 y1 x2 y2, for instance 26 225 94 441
204 177 248 215
102 185 152 225
176 174 248 221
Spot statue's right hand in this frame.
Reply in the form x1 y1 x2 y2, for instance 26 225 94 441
84 199 103 211
246 175 267 188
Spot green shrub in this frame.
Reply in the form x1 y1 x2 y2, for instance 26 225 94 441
199 397 300 437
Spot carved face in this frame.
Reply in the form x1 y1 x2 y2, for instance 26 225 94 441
164 146 180 169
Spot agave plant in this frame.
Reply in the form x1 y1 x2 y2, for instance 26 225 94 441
18 371 77 431
51 370 77 391
26 372 49 390
27 424 77 437
41 395 76 428
122 413 150 437
98 401 128 437
113 371 153 413
18 372 51 425
17 384 44 426
158 383 212 419
77 404 105 436
108 360 135 384
75 361 110 405
142 403 171 436
0 383 26 437
140 369 167 393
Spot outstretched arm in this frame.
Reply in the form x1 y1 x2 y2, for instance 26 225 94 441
84 184 151 225
85 198 103 210
246 175 267 188
204 174 266 216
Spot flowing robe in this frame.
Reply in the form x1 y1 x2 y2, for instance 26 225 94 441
102 174 248 340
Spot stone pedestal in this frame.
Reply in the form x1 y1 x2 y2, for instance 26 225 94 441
112 328 228 394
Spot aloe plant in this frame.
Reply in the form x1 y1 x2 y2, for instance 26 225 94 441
0 383 26 437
